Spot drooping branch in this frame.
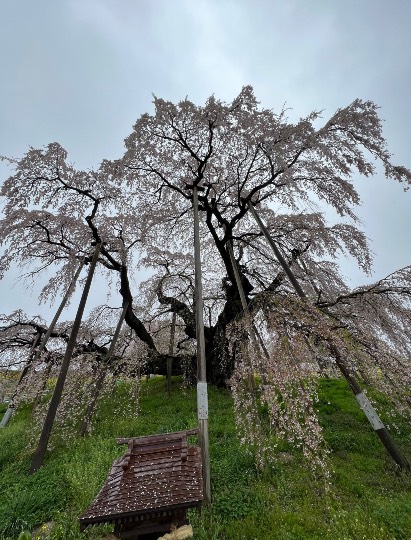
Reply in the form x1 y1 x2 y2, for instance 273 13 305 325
317 272 411 309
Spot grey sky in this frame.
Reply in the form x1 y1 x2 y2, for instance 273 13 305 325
1 0 410 321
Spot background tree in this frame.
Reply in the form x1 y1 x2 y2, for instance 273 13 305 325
0 143 193 376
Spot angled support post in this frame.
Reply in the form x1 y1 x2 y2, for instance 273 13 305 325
30 242 101 473
33 259 85 365
1 260 85 429
225 235 269 359
79 301 129 437
224 233 264 388
247 199 410 471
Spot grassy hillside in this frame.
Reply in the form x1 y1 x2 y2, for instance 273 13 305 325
0 377 410 540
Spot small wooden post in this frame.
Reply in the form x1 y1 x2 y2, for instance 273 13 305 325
167 311 177 397
248 200 410 471
186 183 211 505
30 242 101 473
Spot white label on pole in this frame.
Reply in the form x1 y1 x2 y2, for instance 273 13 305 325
355 392 384 430
197 382 209 420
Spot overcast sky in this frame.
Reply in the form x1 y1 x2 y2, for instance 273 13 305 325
1 0 410 322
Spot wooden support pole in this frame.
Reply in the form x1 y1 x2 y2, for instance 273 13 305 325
226 237 269 360
31 353 53 416
0 261 84 428
248 201 410 471
189 184 211 505
32 259 85 366
30 242 101 473
167 311 177 397
1 261 84 429
79 367 106 437
247 202 306 298
225 239 261 387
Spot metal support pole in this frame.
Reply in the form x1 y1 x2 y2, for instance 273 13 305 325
248 200 410 471
167 311 176 397
191 184 211 505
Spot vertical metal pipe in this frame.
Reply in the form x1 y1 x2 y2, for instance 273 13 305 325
167 311 176 397
192 185 211 505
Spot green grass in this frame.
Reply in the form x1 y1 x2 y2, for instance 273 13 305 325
0 377 410 540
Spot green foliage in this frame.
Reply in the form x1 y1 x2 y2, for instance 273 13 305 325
213 486 265 521
0 377 410 539
0 458 70 539
17 533 31 540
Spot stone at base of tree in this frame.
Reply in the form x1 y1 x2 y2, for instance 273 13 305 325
157 524 193 540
